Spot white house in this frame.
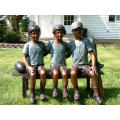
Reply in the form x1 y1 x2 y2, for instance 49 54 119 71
30 15 120 43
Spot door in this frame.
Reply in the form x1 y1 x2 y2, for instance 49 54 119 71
40 15 54 37
62 15 75 34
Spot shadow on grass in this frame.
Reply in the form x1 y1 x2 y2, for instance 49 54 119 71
34 87 120 105
35 87 93 105
103 87 120 104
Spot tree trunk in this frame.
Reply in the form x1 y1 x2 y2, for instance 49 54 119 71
7 15 24 32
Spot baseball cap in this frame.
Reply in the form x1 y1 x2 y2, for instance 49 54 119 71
71 21 83 29
53 24 66 35
28 25 41 35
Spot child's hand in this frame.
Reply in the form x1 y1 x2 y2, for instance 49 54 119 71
28 66 35 76
90 66 97 74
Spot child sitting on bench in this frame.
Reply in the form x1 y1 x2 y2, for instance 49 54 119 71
46 24 71 98
69 21 103 104
22 25 47 104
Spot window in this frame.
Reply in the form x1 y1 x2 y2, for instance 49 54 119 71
116 15 120 22
64 15 74 25
109 15 115 22
109 15 120 22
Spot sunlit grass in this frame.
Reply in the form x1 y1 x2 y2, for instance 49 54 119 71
0 44 120 105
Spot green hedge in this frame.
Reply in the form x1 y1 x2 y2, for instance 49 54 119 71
3 30 21 43
0 17 7 42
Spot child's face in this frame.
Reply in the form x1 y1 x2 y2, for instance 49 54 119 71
30 31 40 41
54 29 64 41
72 27 83 39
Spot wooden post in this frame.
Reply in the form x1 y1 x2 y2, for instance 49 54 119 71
86 78 90 90
22 75 27 98
26 79 29 90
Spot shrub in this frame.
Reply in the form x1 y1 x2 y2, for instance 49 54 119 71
0 16 8 42
4 30 21 43
19 16 30 32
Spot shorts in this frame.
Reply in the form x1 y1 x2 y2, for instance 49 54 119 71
50 65 67 75
72 64 91 76
28 65 45 75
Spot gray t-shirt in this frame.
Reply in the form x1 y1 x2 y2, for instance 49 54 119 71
22 41 46 66
46 40 70 66
69 37 94 65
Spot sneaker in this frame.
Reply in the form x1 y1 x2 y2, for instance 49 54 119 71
93 93 103 105
40 93 46 101
52 88 58 98
74 90 80 101
29 94 36 104
63 89 68 98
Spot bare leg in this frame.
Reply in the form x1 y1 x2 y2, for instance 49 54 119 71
71 68 78 91
29 72 36 104
39 68 46 100
88 71 103 104
52 69 59 98
61 69 68 98
71 68 80 101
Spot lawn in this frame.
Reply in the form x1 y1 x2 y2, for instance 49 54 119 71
0 44 120 105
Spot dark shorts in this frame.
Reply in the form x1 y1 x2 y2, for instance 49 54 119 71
72 64 91 76
28 65 45 75
50 65 67 75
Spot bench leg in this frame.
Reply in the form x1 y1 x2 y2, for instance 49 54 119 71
22 76 28 98
98 75 104 99
26 79 29 90
86 78 90 90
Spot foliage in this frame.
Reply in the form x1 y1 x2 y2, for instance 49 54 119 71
6 15 24 32
0 16 8 42
19 16 30 32
0 45 120 105
3 30 21 43
0 16 23 43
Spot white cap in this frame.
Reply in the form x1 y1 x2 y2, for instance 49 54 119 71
72 21 83 29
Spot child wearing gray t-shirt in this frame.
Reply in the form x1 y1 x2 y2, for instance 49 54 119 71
46 24 71 98
69 21 103 104
22 25 47 104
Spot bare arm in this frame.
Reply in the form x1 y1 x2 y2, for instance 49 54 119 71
22 54 29 69
22 54 34 73
89 51 96 70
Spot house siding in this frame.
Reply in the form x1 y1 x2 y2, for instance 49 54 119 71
30 15 120 39
80 15 120 39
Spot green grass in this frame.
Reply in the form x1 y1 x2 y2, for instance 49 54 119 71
0 44 120 105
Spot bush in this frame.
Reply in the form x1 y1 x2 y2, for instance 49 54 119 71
0 16 8 42
19 16 30 32
4 30 21 43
